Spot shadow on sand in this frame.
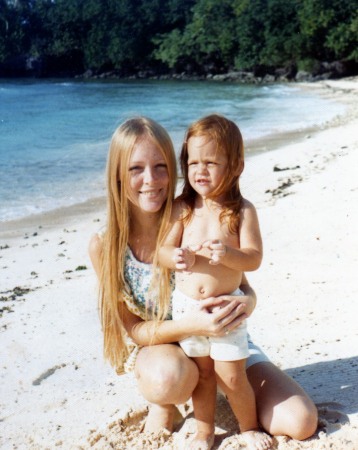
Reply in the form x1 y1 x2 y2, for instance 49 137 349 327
285 355 358 416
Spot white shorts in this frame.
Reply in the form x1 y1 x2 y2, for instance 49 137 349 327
247 335 270 368
172 288 250 361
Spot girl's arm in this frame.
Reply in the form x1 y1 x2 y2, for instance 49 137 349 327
203 198 263 271
158 200 197 271
158 218 184 269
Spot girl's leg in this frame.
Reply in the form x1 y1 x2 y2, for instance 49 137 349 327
190 356 216 450
216 360 272 450
135 344 199 432
247 361 318 440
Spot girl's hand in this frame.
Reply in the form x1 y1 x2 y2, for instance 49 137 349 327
173 245 201 271
202 239 227 265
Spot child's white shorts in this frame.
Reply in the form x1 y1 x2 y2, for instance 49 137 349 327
172 287 250 361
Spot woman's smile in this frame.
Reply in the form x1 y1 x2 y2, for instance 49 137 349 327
128 135 169 213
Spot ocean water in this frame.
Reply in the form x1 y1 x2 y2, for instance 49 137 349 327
0 79 346 222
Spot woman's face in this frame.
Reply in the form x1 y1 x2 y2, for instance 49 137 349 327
126 135 169 214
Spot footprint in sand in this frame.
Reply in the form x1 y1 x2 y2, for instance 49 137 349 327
316 402 349 434
86 407 174 449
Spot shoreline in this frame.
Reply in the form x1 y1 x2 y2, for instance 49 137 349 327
0 196 106 239
1 77 356 238
1 77 357 449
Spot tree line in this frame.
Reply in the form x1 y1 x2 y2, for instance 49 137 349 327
1 0 357 78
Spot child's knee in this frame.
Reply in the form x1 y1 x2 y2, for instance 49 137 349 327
216 364 248 391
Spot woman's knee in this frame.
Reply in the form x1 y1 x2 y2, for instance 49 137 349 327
248 362 318 440
135 345 199 404
285 399 318 440
258 394 317 440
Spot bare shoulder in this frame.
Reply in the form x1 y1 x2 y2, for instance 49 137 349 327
172 198 187 219
240 197 258 216
88 233 103 256
88 233 103 275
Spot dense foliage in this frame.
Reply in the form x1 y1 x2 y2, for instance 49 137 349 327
0 0 357 77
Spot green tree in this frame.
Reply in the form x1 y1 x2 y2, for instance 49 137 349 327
1 0 357 77
326 14 358 62
298 0 358 61
233 0 268 69
260 0 302 66
154 0 238 71
0 0 32 61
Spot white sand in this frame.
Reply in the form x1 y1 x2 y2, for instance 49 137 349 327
1 77 357 449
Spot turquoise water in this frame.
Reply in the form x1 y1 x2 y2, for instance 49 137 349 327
0 79 345 222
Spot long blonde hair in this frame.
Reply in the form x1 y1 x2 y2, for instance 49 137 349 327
100 117 177 372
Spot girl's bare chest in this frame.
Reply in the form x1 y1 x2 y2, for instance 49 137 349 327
182 214 238 247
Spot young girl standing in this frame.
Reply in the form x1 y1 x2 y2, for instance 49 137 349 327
159 114 272 450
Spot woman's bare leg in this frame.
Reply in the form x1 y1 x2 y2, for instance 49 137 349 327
135 344 199 433
247 362 318 440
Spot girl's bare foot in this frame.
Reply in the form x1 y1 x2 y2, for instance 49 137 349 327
242 429 272 450
188 431 215 450
144 404 180 433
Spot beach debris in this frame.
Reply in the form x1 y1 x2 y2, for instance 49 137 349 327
0 286 37 317
265 175 303 199
64 265 87 274
0 286 32 302
273 164 301 172
265 178 293 197
0 305 14 316
32 363 67 386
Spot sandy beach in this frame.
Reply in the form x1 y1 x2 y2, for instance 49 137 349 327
1 77 357 449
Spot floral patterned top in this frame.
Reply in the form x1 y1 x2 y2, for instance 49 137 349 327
96 231 173 374
122 246 173 320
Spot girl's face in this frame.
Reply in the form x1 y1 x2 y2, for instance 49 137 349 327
126 135 169 214
187 135 228 198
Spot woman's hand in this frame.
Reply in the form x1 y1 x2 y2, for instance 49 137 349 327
181 295 251 337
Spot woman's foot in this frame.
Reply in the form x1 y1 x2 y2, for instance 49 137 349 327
188 431 215 450
241 429 272 450
144 404 183 433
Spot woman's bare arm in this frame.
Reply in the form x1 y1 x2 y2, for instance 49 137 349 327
88 233 103 279
238 272 257 317
88 234 256 346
